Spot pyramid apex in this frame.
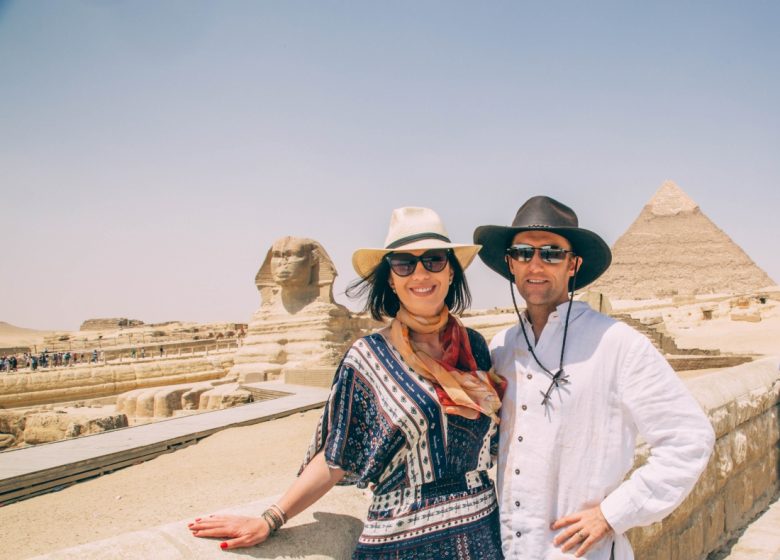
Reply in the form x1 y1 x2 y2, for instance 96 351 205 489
648 180 699 216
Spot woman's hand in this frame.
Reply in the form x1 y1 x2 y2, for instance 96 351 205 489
188 514 270 550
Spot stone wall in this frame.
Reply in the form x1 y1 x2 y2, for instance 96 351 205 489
0 355 233 408
628 357 780 559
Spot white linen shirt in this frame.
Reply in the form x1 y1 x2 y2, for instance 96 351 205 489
491 301 715 559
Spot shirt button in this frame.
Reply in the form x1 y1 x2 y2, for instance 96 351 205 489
515 469 520 475
521 404 528 411
517 436 523 442
515 501 520 507
527 374 533 379
516 531 522 538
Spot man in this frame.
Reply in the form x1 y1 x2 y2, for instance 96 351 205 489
473 196 714 559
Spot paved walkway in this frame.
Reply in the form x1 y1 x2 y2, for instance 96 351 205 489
722 495 780 560
0 382 329 505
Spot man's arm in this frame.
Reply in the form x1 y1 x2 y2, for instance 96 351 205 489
599 334 715 534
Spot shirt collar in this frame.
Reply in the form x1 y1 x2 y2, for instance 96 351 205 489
521 300 591 328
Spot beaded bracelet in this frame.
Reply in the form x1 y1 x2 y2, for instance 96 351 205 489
269 503 288 524
261 506 285 534
262 511 280 533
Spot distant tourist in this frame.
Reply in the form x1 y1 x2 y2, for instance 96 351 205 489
189 207 507 556
472 196 715 559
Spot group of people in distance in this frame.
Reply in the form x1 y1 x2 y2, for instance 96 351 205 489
189 195 715 559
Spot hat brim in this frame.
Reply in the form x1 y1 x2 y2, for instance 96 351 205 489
473 225 612 291
352 240 481 278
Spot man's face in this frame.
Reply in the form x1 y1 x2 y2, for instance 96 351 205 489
507 230 581 311
271 238 313 288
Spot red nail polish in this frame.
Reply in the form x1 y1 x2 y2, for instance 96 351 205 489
220 542 228 550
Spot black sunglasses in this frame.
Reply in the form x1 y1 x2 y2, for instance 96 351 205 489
385 249 451 277
506 244 574 264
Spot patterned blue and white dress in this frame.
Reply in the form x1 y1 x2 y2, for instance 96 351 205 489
302 328 503 559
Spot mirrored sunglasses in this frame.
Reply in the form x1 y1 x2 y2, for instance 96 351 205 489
385 249 451 277
506 244 574 264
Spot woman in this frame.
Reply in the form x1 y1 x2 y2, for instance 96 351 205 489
189 207 505 558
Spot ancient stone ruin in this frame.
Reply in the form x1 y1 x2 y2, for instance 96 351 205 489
80 318 144 331
592 181 775 299
229 236 362 383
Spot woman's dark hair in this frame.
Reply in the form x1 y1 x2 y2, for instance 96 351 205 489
346 251 472 321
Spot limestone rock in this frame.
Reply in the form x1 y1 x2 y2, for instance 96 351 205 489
0 433 16 448
22 411 128 445
198 383 253 410
115 381 252 419
730 309 762 322
80 318 144 331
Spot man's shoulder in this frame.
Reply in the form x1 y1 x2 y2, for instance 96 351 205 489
488 323 518 351
575 305 644 339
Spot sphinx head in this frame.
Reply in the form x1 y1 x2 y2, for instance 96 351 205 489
256 236 338 313
271 237 315 288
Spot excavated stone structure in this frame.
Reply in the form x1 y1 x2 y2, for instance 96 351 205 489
115 381 253 420
592 181 775 299
228 236 361 383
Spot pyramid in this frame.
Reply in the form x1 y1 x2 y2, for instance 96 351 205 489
591 181 775 299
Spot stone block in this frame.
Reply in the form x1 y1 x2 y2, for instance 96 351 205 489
712 437 733 489
0 433 16 448
672 511 704 560
636 534 671 560
730 310 762 322
708 403 736 438
182 385 212 410
731 428 750 470
627 518 665 552
724 471 755 532
134 389 158 417
703 495 726 553
153 387 189 417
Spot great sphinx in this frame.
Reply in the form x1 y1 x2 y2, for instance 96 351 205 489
229 236 361 382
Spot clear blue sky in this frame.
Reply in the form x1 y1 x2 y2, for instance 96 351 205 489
2 1 778 331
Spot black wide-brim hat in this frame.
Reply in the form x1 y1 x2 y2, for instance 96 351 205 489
473 196 612 291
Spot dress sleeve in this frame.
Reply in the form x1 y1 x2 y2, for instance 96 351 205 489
599 333 715 534
299 341 405 488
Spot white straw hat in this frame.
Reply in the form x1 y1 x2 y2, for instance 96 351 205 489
352 207 481 278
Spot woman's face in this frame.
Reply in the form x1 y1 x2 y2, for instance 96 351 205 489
387 249 453 317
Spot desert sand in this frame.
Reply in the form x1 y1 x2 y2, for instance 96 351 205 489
0 322 53 350
1 408 337 560
667 304 780 356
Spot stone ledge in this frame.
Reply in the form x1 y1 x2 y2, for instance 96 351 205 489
31 489 367 560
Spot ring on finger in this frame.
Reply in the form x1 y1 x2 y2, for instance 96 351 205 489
577 530 587 540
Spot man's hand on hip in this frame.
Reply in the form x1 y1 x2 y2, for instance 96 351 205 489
551 505 613 557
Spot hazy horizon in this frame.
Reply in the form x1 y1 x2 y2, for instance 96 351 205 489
2 1 778 332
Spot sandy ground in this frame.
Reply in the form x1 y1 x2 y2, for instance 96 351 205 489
667 305 780 356
0 409 332 560
0 322 53 350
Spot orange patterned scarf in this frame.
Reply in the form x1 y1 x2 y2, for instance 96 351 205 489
389 306 506 423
